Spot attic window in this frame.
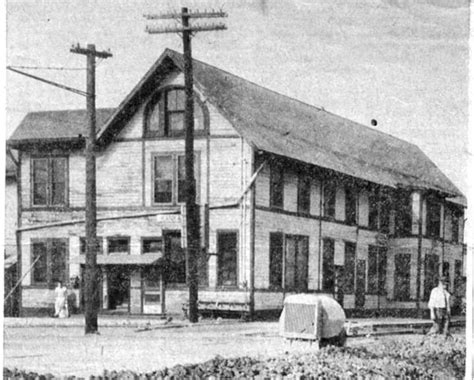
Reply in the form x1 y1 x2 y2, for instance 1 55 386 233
145 87 205 137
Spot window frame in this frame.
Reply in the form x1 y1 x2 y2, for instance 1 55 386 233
217 230 239 288
343 241 356 293
322 238 335 292
426 196 441 238
144 86 207 138
141 237 163 255
345 186 358 225
107 236 131 255
269 162 284 209
367 245 387 295
30 156 68 208
79 237 104 255
31 238 69 288
152 152 200 206
394 253 411 301
323 180 336 219
297 175 311 215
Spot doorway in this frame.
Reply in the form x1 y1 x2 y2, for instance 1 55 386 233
107 266 130 312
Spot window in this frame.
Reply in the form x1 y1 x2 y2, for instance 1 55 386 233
31 239 68 287
153 153 199 205
284 235 309 292
217 231 238 287
80 237 103 255
268 233 308 291
345 187 357 225
394 191 412 236
108 237 130 254
442 261 450 288
423 254 439 300
269 232 283 288
368 245 387 295
379 191 391 233
31 157 67 206
368 189 378 230
454 259 463 293
322 238 335 292
394 253 411 301
145 88 205 137
323 181 336 218
270 163 284 209
142 238 162 254
426 197 441 238
451 207 461 243
343 242 356 293
297 176 311 214
164 231 186 285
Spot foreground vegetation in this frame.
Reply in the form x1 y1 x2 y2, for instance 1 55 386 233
4 334 465 379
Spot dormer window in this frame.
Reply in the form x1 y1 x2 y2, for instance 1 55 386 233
145 87 204 137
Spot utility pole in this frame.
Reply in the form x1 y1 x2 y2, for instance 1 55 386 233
70 44 112 334
145 8 226 323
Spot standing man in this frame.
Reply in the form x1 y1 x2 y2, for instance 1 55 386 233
427 276 451 336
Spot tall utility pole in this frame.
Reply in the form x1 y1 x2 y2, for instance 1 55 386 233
145 8 226 323
71 44 112 334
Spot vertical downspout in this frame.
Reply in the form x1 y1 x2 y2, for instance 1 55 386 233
16 151 22 317
318 178 323 291
416 191 423 318
248 149 256 320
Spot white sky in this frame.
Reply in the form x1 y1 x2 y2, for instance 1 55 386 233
4 0 470 196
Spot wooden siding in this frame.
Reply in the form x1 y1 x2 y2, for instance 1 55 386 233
5 178 17 256
97 141 143 207
208 138 245 205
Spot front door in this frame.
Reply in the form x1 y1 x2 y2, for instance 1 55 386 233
107 266 130 312
355 259 366 308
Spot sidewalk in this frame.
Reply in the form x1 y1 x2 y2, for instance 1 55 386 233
4 314 465 335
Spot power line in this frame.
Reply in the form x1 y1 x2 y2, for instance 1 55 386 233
8 65 86 71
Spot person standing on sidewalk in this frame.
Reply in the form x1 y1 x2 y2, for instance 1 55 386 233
427 276 451 336
54 281 69 318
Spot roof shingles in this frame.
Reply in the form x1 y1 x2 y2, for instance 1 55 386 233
8 49 462 198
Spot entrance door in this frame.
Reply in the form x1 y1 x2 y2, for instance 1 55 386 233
355 259 366 308
107 266 130 312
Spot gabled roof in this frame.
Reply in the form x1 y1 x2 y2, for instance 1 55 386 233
8 108 115 146
98 49 463 198
8 49 463 198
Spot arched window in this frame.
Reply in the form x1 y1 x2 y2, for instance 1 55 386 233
145 87 205 137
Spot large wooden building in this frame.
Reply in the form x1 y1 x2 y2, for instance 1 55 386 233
8 49 466 317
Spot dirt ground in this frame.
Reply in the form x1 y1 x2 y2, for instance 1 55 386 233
2 321 465 378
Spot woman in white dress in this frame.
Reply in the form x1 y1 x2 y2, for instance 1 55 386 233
54 281 69 318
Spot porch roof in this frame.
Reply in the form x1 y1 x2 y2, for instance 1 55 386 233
70 253 162 266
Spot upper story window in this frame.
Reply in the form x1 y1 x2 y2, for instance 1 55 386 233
345 186 357 225
270 163 284 209
153 152 199 205
394 191 412 236
426 197 441 238
297 175 311 214
450 206 463 244
145 87 205 137
31 156 67 207
323 180 336 219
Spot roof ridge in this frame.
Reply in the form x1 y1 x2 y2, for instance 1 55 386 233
25 107 116 114
167 48 419 151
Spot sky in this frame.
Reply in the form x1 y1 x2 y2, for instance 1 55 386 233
4 0 470 197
